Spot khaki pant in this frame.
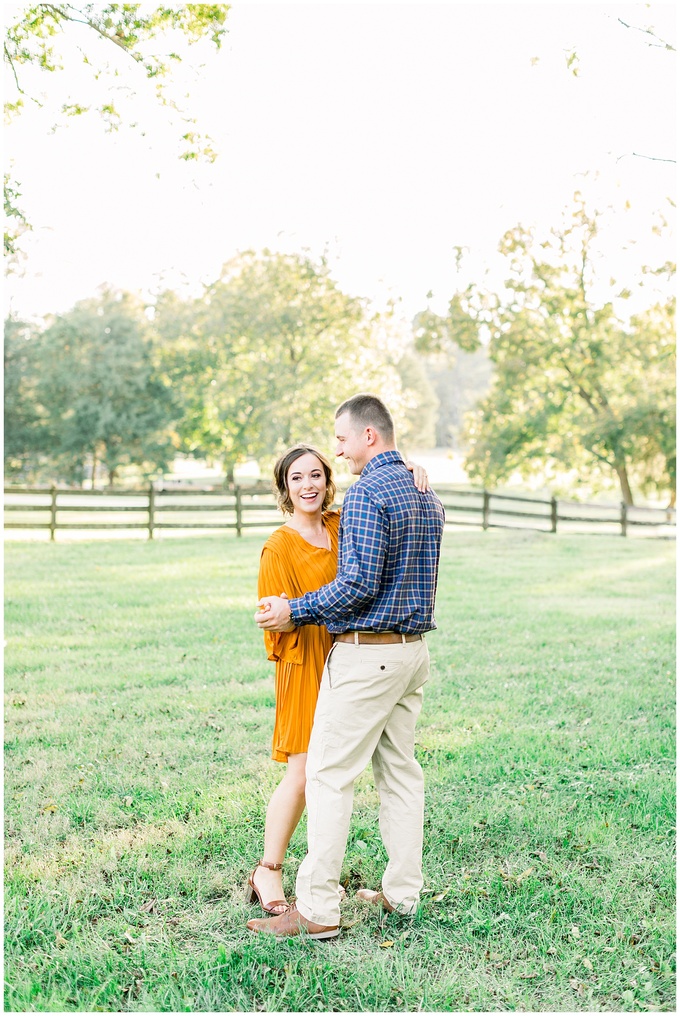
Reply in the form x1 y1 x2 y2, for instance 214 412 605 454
295 638 430 926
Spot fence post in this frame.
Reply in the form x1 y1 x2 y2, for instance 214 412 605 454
49 486 57 542
482 490 490 531
148 484 155 540
550 496 558 533
620 501 628 537
235 486 243 537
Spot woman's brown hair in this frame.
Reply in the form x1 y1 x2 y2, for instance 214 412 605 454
273 445 337 515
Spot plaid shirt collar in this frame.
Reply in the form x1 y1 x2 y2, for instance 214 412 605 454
360 449 404 478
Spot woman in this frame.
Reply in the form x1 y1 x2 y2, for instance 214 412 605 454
248 444 428 914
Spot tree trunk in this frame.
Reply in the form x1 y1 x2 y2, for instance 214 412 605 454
666 455 676 509
615 461 634 506
108 466 117 486
91 446 98 490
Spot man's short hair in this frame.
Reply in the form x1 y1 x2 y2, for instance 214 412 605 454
336 393 395 442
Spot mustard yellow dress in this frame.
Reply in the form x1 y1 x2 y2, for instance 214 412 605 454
258 510 340 762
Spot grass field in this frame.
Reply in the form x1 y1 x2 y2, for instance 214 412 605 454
4 530 676 1012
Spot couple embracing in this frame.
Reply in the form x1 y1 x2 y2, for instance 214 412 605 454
248 393 445 940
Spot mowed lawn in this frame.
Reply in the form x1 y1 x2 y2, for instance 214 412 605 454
4 530 676 1013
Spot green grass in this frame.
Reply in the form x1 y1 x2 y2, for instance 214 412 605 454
4 530 676 1012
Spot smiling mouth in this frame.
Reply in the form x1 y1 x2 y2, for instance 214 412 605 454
300 493 318 501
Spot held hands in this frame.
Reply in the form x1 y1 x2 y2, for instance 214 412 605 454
405 460 430 492
255 593 295 632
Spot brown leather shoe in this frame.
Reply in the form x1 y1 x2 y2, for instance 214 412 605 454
356 888 395 913
247 905 340 940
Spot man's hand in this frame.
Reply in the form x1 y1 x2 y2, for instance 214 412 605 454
255 593 295 632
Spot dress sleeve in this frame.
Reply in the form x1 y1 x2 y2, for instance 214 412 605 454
258 544 303 666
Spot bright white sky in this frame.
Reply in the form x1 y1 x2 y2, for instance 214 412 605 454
4 1 677 325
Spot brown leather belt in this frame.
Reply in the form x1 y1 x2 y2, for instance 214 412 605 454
334 631 424 645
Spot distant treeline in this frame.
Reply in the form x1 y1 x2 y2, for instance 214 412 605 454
4 199 676 506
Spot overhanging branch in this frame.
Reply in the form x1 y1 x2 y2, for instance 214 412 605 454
618 17 676 52
4 43 23 93
616 152 677 164
41 4 145 66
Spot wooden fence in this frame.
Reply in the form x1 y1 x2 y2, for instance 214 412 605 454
4 484 675 540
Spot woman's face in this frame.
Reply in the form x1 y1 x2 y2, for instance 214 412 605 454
286 452 327 516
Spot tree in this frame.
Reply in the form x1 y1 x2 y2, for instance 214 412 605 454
619 299 676 505
155 250 410 481
4 4 230 259
4 316 52 478
460 198 675 505
394 349 439 451
31 289 177 484
3 175 31 259
421 346 492 448
561 11 676 165
412 270 493 449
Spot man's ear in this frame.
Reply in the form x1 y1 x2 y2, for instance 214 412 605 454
365 426 377 447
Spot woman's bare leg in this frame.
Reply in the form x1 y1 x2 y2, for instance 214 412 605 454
251 753 307 908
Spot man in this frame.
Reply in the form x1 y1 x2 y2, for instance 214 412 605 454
250 393 445 940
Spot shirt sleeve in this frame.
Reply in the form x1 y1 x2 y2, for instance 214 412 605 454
289 487 386 626
258 545 303 665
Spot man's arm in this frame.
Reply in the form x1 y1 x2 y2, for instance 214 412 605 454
255 488 386 631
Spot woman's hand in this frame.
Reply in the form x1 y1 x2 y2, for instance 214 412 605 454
405 460 430 492
255 593 296 632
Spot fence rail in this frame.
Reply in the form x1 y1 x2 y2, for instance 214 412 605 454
3 484 676 540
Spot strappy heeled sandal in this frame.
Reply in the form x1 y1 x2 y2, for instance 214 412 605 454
246 860 290 915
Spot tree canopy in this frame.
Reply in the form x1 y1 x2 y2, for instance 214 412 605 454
4 3 229 259
416 197 676 505
5 250 435 485
5 289 177 485
156 250 424 480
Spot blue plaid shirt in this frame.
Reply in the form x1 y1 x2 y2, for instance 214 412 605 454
289 450 445 634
